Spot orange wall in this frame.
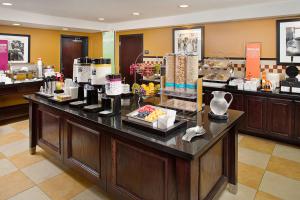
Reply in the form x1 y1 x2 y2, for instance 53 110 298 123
115 18 279 72
0 25 103 71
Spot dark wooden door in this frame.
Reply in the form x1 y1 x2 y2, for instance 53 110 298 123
61 36 88 78
119 34 143 85
267 98 294 137
245 95 267 134
295 101 300 139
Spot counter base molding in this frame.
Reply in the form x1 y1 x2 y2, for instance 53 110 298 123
26 94 243 200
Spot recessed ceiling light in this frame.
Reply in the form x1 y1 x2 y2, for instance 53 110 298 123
2 2 13 6
62 27 68 31
132 12 140 16
98 17 105 21
179 4 189 8
12 23 20 26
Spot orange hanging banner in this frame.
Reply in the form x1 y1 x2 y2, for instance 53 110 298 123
245 43 261 79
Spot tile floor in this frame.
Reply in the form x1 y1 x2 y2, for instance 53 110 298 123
0 120 300 200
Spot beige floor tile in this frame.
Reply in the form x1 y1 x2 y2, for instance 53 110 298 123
0 125 15 136
10 150 46 169
238 162 265 189
273 144 300 163
238 147 271 169
8 186 51 200
39 172 92 200
0 159 18 176
10 120 29 130
238 134 244 143
20 128 29 137
259 171 300 200
21 159 63 184
0 171 34 200
217 183 256 200
0 139 29 157
267 156 300 181
255 191 282 200
239 135 275 154
0 152 5 160
0 132 27 146
71 185 111 200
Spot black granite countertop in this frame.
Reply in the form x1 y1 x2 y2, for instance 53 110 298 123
203 86 300 101
0 79 43 89
24 94 244 160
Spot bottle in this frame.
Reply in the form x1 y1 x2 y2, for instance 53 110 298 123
37 58 43 78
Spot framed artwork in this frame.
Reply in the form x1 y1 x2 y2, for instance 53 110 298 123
173 27 204 61
0 33 30 63
277 18 300 65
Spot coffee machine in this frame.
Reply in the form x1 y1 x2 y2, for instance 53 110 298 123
69 57 92 108
280 66 300 93
98 74 122 117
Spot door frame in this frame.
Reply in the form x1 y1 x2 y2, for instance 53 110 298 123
119 34 144 76
60 35 89 74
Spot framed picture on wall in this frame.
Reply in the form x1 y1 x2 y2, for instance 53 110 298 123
277 18 300 65
173 27 204 61
0 33 30 63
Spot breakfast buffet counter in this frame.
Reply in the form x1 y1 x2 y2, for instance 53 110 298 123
25 94 243 200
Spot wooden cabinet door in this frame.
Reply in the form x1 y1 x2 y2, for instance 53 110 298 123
37 106 62 159
228 93 244 111
107 138 176 200
267 98 294 137
63 118 106 187
295 101 300 139
244 95 267 134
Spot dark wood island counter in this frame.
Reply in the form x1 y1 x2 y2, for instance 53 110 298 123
25 94 244 200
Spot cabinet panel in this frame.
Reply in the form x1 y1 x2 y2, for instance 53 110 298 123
37 108 62 158
245 95 267 134
294 101 300 139
267 98 294 137
110 138 170 200
64 119 105 184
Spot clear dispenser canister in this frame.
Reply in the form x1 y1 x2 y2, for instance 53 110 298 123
175 54 186 92
186 55 199 93
164 54 175 91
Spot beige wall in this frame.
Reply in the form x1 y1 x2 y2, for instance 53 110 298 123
0 25 103 71
115 18 279 73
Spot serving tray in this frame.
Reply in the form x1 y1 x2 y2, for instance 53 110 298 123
48 97 78 105
35 92 53 98
122 118 187 137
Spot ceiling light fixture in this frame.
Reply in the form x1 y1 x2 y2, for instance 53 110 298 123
132 12 140 16
62 27 69 31
12 23 20 26
179 4 189 8
2 2 13 6
98 18 105 21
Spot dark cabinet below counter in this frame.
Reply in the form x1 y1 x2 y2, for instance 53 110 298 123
204 88 300 145
295 101 300 140
267 98 294 137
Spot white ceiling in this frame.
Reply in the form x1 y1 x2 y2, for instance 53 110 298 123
0 0 299 32
1 0 286 22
